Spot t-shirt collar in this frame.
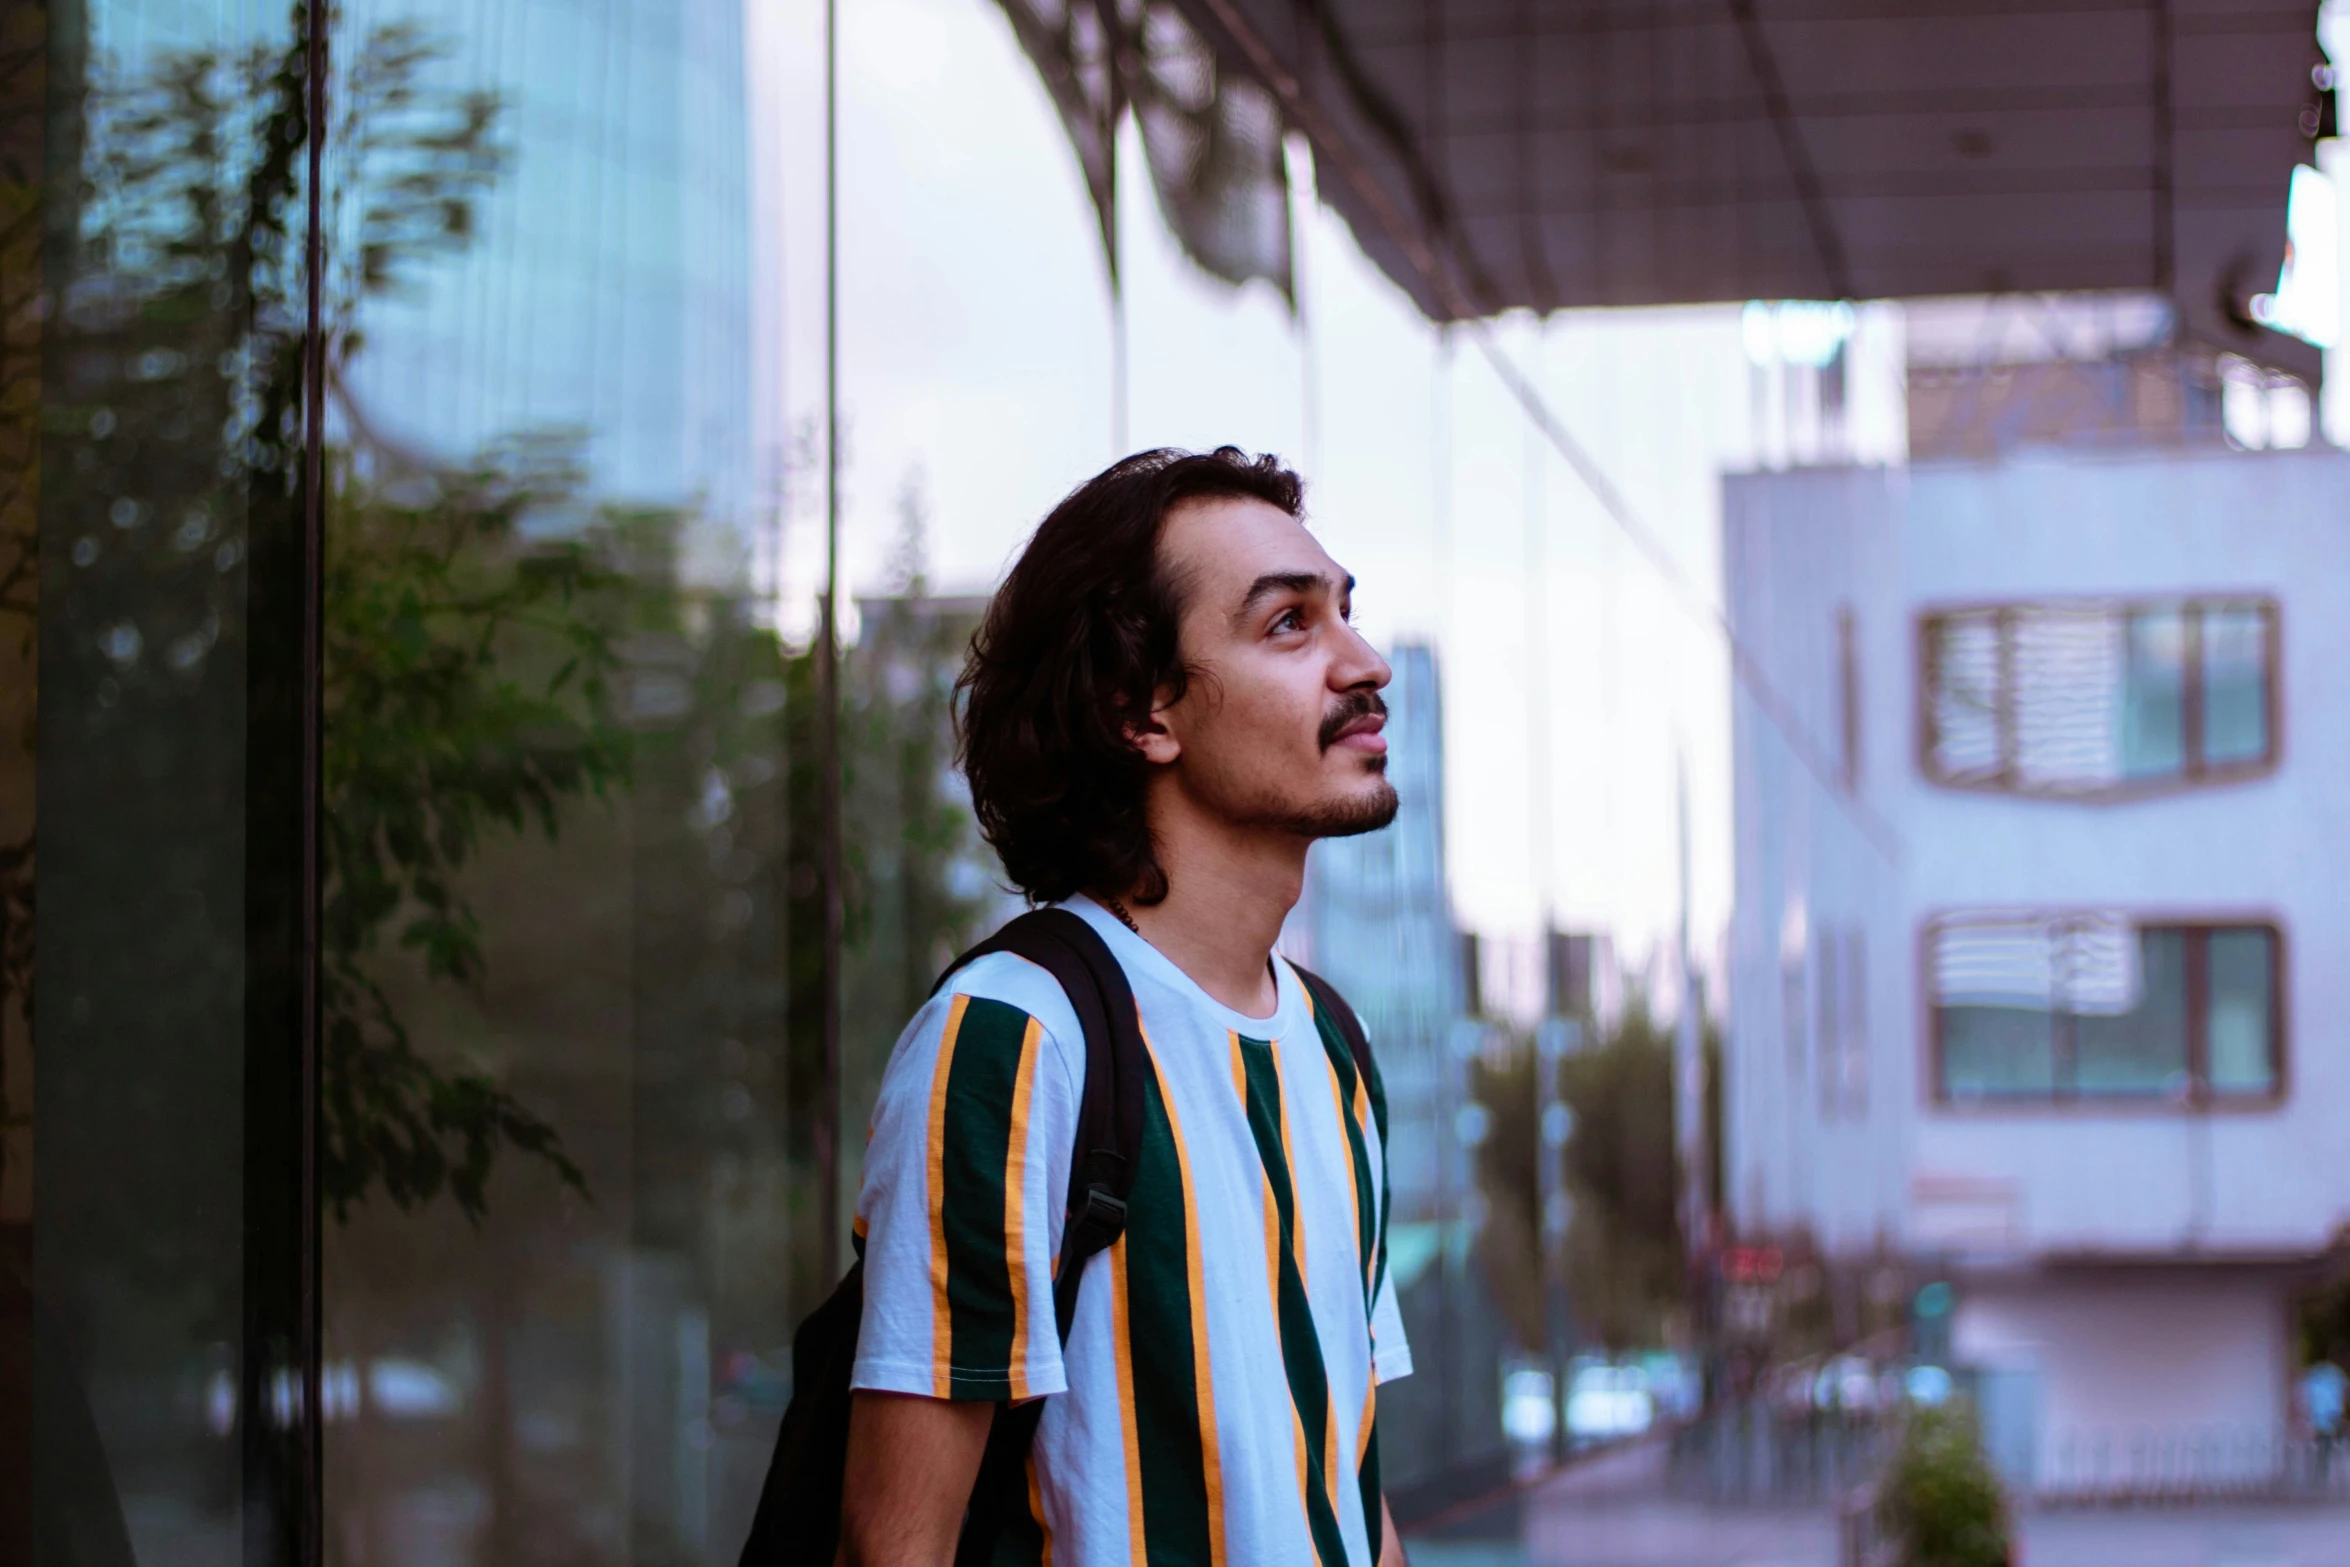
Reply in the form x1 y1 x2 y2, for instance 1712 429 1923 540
1061 894 1308 1039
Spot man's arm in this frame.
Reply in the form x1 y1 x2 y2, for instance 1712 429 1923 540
836 1391 994 1567
1381 1496 1409 1567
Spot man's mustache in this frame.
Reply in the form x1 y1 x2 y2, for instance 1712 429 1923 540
1318 689 1388 752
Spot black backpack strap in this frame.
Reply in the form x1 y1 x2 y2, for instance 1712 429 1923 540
929 906 1146 1327
937 908 1147 1567
1290 961 1383 1139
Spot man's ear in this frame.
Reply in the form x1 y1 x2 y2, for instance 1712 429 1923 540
1123 694 1182 767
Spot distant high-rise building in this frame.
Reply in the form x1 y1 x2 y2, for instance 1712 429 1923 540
1287 640 1461 1218
340 0 760 567
1286 641 1508 1492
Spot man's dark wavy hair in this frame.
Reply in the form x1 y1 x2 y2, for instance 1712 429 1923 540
958 446 1304 905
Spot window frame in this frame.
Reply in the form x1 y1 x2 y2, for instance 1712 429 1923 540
1920 911 2289 1113
1914 595 2282 800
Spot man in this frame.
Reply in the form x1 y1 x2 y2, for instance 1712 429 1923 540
841 448 1410 1566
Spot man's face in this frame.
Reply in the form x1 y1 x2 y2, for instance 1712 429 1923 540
1139 495 1398 839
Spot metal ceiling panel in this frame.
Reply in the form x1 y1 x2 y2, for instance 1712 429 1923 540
1173 0 2324 374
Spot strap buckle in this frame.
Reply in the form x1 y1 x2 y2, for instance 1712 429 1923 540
1067 1185 1127 1247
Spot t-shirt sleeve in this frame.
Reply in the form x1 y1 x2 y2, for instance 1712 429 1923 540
851 971 1081 1401
1370 1260 1413 1384
1368 1048 1412 1384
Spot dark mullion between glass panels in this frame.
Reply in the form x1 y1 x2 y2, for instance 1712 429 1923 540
242 3 328 1563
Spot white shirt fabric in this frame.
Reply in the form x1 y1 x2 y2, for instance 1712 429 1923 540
851 896 1411 1567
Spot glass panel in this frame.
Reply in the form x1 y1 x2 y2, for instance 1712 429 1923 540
2072 927 2190 1096
2117 608 2187 780
2206 928 2277 1094
0 8 34 1551
315 1 806 1561
2200 606 2270 768
24 0 311 1560
1925 612 2003 781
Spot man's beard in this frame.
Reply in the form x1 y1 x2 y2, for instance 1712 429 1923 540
1273 772 1400 839
1232 687 1401 839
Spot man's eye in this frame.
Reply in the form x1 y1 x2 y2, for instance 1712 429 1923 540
1271 608 1304 633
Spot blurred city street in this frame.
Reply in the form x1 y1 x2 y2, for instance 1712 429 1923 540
1408 1438 2350 1567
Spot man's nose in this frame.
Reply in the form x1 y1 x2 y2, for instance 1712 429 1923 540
1334 622 1392 692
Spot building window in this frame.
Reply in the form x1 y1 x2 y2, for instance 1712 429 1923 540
1929 914 2281 1103
1919 599 2277 796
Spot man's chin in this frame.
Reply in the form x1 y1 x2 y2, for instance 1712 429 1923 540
1294 778 1399 840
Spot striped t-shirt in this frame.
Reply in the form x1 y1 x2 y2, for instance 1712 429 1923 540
851 895 1411 1566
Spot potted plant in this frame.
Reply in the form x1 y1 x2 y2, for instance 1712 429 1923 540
1877 1400 2012 1567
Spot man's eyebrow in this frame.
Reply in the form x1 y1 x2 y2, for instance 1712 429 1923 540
1236 570 1349 618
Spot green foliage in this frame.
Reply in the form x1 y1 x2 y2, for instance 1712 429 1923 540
27 9 608 1225
319 437 628 1222
1471 989 1712 1352
1877 1403 2011 1567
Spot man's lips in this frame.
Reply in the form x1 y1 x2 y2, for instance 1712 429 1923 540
1329 712 1387 753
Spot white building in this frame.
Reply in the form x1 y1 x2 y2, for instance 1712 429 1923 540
1724 429 2349 1495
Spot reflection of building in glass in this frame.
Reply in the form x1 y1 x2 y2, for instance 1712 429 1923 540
1288 641 1461 1218
1726 304 2350 1500
304 2 778 1561
338 0 759 568
1284 642 1507 1494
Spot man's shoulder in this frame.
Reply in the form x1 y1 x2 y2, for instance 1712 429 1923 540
926 946 1086 1067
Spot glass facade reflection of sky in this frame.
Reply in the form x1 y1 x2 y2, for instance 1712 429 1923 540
338 0 757 573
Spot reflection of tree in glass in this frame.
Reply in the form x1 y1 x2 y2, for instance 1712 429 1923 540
21 7 317 1385
320 435 618 1221
45 14 615 1224
318 20 625 1221
0 0 39 1207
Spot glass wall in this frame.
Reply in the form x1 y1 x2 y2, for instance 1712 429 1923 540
312 0 818 1561
21 0 314 1561
13 1 1586 1556
13 0 853 1559
41 2 2340 1563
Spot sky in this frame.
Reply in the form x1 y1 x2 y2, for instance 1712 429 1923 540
742 0 1934 985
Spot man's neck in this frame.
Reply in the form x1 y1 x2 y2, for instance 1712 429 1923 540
1112 797 1304 1019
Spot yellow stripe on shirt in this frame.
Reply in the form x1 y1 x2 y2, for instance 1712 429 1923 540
1145 1025 1228 1567
1109 1235 1147 1567
1003 1014 1043 1400
925 992 971 1399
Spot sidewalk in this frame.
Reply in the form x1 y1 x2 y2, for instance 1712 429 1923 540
1402 1438 2350 1567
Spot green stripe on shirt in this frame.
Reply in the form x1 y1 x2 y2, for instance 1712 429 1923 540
939 996 1032 1397
1237 1036 1351 1567
1309 1001 1380 1308
1124 1047 1220 1565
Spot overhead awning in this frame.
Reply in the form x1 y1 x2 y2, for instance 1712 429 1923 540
1169 0 2327 375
